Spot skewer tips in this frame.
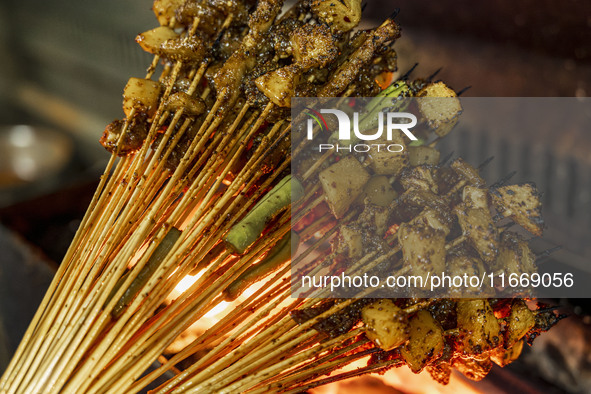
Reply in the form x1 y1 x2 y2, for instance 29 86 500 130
401 63 419 80
388 8 400 20
491 170 517 188
438 151 454 167
535 245 562 258
427 67 443 82
457 85 472 97
477 156 495 170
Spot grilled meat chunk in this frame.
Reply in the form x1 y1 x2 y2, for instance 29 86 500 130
100 112 149 156
491 182 544 236
455 203 499 264
450 158 485 188
452 355 492 381
494 230 536 277
398 217 446 282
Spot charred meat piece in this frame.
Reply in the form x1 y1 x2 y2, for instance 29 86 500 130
319 156 370 219
270 17 303 59
311 0 362 33
450 158 485 188
136 25 207 63
291 23 338 70
398 218 446 283
455 203 499 264
176 0 254 33
408 146 440 167
100 112 149 156
505 300 536 347
366 134 408 176
462 185 489 210
292 299 371 338
428 299 457 331
359 176 398 208
399 310 445 373
136 26 179 55
399 165 439 194
435 165 461 195
152 0 185 27
356 205 391 246
494 230 537 277
318 18 401 97
255 64 302 107
525 308 564 344
334 225 364 259
490 340 524 367
159 34 207 63
416 82 462 137
445 245 486 296
491 182 544 236
164 92 206 115
213 0 283 105
362 299 409 351
243 59 280 107
393 189 454 228
122 78 162 118
452 355 493 381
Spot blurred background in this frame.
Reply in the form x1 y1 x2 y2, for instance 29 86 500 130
0 0 590 392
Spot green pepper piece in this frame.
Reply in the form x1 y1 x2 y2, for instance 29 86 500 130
224 175 304 254
109 227 182 319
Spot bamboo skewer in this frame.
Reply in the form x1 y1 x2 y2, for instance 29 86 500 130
85 108 296 390
92 220 292 390
0 8 287 393
282 359 403 394
252 343 375 393
5 153 136 392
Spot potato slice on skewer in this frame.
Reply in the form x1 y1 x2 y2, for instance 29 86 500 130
122 77 162 117
362 299 409 351
400 310 445 373
319 156 370 218
456 299 502 354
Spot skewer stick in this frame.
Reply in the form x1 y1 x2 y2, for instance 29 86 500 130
282 359 402 394
292 194 325 223
132 278 292 391
253 345 375 393
9 153 141 390
0 153 125 389
150 293 298 392
211 328 365 393
89 215 293 390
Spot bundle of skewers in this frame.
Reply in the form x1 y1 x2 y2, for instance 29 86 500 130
0 1 562 393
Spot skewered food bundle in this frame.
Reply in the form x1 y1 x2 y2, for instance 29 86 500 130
0 1 562 393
